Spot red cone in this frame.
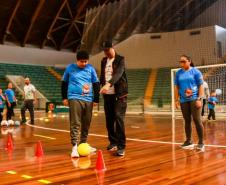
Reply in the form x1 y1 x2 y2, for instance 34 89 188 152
5 133 13 151
35 141 44 157
95 150 106 172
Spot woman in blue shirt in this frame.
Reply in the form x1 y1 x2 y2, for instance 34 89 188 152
174 55 204 152
5 82 17 121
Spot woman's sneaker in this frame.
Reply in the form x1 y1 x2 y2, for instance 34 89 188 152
181 141 194 149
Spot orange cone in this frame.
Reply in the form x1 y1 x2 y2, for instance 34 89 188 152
35 141 44 157
5 133 13 151
95 150 106 172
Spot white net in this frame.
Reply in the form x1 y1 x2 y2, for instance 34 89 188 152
171 63 226 119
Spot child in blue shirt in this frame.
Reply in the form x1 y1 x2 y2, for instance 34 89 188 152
0 88 5 123
61 50 100 158
5 83 17 121
208 90 218 120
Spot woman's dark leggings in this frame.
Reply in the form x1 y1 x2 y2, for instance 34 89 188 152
180 101 204 144
6 102 16 120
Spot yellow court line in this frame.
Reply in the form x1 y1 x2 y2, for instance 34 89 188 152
21 175 33 179
6 170 17 174
38 179 52 184
5 170 52 184
33 134 56 140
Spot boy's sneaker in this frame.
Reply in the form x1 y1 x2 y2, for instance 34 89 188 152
196 144 205 152
180 141 194 149
71 145 79 158
107 144 117 151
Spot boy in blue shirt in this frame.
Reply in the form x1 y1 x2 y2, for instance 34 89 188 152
5 83 17 121
0 88 5 123
61 50 100 158
208 90 218 120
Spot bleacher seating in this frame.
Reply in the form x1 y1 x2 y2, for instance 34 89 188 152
127 69 150 105
1 61 225 112
0 63 178 109
0 63 62 105
152 68 171 106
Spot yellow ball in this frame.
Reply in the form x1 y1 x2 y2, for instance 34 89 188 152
77 143 91 157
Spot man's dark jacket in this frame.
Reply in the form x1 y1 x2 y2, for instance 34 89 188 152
100 54 128 98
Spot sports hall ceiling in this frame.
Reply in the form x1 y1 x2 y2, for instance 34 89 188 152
0 0 218 52
0 0 116 52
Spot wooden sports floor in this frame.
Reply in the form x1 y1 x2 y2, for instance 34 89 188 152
1 112 226 185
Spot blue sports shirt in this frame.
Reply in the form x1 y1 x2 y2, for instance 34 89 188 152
62 63 99 102
174 67 203 103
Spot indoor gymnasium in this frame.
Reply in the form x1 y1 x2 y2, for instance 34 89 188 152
0 0 226 184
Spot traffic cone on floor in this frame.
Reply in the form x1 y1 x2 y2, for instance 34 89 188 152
35 141 44 157
95 150 106 172
5 133 13 151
